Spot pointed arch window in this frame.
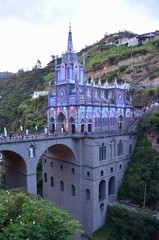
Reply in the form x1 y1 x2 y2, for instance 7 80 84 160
60 180 64 191
44 173 47 182
88 119 92 132
110 141 116 159
51 177 54 187
86 189 90 201
108 176 116 195
71 185 75 196
95 112 100 127
81 119 84 133
117 140 123 156
99 143 106 160
99 180 106 201
129 144 132 154
100 170 104 176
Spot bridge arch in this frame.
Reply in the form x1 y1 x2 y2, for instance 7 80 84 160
1 150 27 189
45 143 76 162
0 139 77 196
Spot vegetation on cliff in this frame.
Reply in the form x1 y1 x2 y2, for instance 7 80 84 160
118 109 159 209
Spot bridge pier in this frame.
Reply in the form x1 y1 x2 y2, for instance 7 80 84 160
27 172 37 195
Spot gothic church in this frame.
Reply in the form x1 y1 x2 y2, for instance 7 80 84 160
43 26 137 236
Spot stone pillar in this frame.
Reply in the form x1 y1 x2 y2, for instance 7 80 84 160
27 173 37 195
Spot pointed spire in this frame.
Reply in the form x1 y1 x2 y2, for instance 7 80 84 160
105 78 108 87
114 77 118 87
67 23 73 52
98 77 101 86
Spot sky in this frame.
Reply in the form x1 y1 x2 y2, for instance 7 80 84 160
0 0 158 73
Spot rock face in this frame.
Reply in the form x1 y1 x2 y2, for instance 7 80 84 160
85 41 159 87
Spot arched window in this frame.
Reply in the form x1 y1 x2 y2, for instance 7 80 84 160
87 171 90 177
60 180 64 191
99 143 106 160
99 180 106 201
110 144 112 159
51 177 54 187
103 116 108 126
88 119 92 132
44 173 47 182
71 168 75 174
86 189 90 201
110 167 113 173
81 119 84 133
50 162 53 167
108 176 115 195
117 140 123 156
129 144 132 154
71 185 75 196
100 170 104 176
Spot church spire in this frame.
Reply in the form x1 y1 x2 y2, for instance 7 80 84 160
67 23 73 52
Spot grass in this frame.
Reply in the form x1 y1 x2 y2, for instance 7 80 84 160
90 224 113 240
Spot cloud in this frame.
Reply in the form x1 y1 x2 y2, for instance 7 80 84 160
0 0 81 25
0 0 158 72
124 0 159 20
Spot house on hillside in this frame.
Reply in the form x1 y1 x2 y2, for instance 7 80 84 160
137 33 156 44
32 91 48 99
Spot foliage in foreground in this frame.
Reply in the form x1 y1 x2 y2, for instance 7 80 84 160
0 188 82 240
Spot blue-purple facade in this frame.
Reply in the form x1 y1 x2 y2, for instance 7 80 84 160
48 27 134 134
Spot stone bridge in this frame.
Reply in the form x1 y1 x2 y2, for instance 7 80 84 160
0 134 77 195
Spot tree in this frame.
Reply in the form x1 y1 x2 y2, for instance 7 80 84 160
0 188 82 240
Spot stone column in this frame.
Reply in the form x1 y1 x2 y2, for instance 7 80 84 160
27 172 37 195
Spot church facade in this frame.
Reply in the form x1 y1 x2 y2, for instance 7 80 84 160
47 26 135 135
43 26 137 236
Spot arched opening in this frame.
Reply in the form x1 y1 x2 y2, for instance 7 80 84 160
118 114 123 129
88 119 92 133
86 189 90 201
108 176 116 195
99 180 106 201
129 144 132 154
56 112 66 133
44 172 47 182
1 151 27 189
41 143 76 206
69 117 75 134
80 119 84 133
60 180 64 191
50 117 55 134
117 140 123 156
71 185 75 196
50 176 54 187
